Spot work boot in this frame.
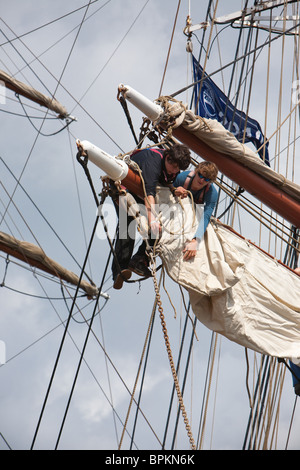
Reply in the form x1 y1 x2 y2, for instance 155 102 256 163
128 255 151 278
113 269 132 290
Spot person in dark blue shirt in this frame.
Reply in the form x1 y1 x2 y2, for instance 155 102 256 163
112 144 191 289
172 161 218 261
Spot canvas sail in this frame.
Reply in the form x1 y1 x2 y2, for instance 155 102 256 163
154 187 300 360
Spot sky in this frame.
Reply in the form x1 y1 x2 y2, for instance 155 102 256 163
0 0 299 451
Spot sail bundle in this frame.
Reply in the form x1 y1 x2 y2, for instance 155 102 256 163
154 187 300 361
0 70 68 118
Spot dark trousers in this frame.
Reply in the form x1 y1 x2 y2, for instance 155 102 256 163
111 199 149 280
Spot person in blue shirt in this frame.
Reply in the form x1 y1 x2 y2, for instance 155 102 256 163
172 161 218 261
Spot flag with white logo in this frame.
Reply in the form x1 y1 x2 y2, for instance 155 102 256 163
192 56 269 166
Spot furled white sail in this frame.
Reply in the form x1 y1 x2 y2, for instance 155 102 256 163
155 187 300 360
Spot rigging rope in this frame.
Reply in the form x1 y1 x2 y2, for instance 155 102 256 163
30 215 100 449
149 251 196 450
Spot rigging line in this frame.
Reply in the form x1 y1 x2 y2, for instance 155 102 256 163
0 278 145 450
69 0 151 116
98 311 120 448
0 155 94 285
0 180 95 297
75 148 163 446
0 0 108 87
129 296 158 450
67 129 93 279
285 396 298 450
170 19 300 99
0 195 23 240
30 215 99 450
54 240 111 450
0 22 54 98
170 315 198 451
76 290 163 447
194 0 220 115
221 1 253 131
1 18 123 152
0 91 62 116
2 9 120 152
1 0 92 102
149 255 196 450
198 332 218 450
242 355 270 450
158 0 182 97
2 285 131 448
162 304 190 448
188 0 214 112
0 0 103 47
195 331 217 449
0 180 47 249
0 283 85 301
0 109 50 228
262 361 285 449
216 181 299 250
253 357 276 449
11 1 112 81
0 106 61 119
0 432 12 450
16 94 75 137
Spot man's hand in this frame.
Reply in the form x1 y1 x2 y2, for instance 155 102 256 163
150 220 161 238
173 186 188 199
183 239 198 261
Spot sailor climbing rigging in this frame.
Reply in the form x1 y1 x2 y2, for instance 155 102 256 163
172 161 218 261
112 144 191 289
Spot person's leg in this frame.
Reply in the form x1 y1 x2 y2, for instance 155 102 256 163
112 197 135 288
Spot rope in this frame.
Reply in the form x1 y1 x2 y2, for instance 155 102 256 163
148 251 196 450
118 274 161 450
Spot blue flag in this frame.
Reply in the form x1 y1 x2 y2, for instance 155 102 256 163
192 55 269 166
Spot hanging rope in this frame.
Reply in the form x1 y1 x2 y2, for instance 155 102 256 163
148 250 196 450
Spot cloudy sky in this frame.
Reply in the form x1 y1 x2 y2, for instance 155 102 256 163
0 0 299 451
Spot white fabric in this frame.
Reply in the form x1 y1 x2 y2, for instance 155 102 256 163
155 187 300 360
173 106 300 204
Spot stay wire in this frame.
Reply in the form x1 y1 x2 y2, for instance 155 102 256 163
171 19 300 99
30 215 100 450
162 310 190 449
54 244 111 449
1 3 123 152
129 302 157 449
0 0 102 47
171 315 198 450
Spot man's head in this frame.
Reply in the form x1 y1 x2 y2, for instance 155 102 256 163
164 144 191 176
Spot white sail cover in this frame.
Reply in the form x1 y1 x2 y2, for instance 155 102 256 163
155 187 300 360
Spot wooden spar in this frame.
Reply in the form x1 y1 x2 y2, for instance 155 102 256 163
0 231 100 299
76 139 144 199
77 132 300 228
172 125 300 229
121 168 144 199
118 84 300 229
